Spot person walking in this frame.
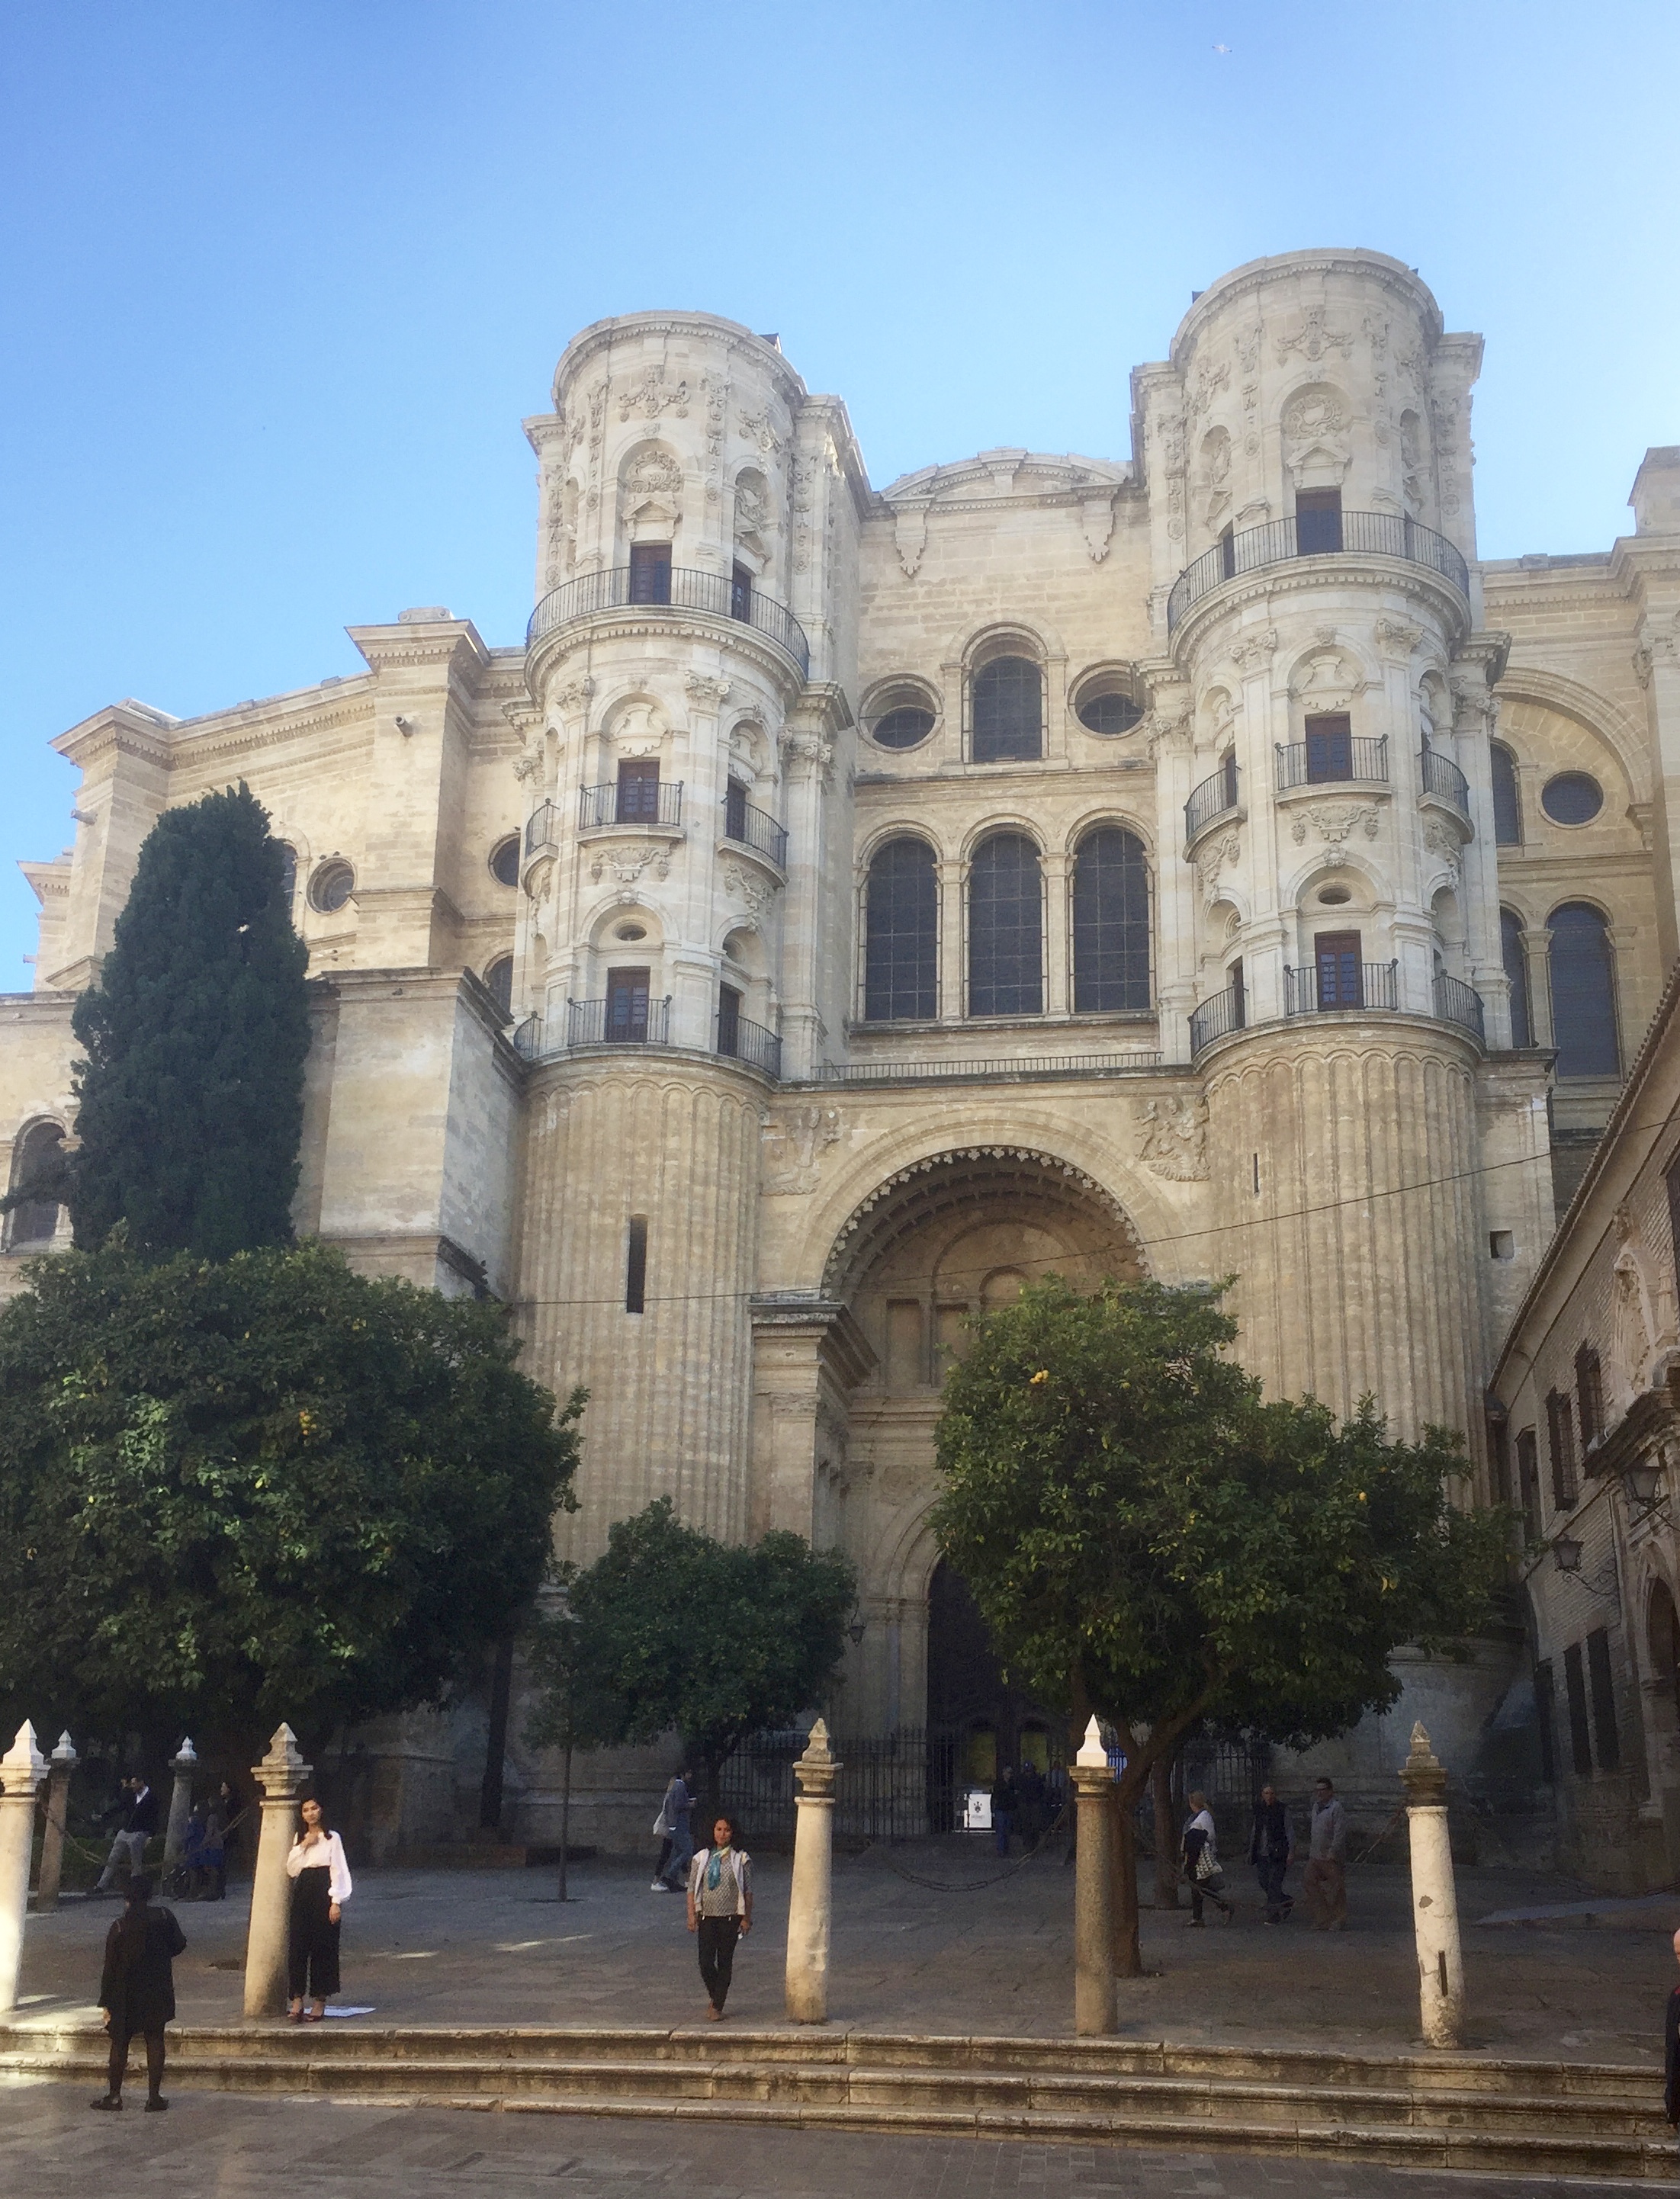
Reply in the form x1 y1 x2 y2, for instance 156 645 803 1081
1016 1760 1046 1853
90 1874 185 2112
285 1795 352 2021
1249 1783 1294 1924
1180 1790 1233 1925
992 1765 1019 1857
1303 1777 1348 1930
654 1768 694 1892
92 1775 162 1896
211 1779 239 1899
686 1814 752 2020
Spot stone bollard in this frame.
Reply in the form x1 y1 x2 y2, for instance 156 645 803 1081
163 1737 198 1865
1071 1716 1117 2036
1399 1722 1465 2049
243 1725 312 2019
785 1717 840 2023
0 1723 49 2014
34 1732 78 1914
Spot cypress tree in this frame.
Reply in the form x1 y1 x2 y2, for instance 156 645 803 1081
69 784 310 1259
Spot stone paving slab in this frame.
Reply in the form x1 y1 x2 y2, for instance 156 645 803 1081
0 2084 1670 2197
13 1846 1678 2071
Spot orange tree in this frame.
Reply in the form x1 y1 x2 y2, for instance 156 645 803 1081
931 1276 1506 1976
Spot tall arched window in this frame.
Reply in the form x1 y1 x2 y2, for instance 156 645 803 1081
863 837 938 1022
970 656 1042 763
1501 908 1532 1048
968 833 1042 1016
1548 903 1620 1077
1072 827 1152 1012
5 1120 66 1250
1490 743 1522 846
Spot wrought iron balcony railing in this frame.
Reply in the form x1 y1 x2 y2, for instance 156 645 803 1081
1433 971 1486 1041
1419 746 1471 816
1285 961 1399 1016
718 1014 782 1077
1276 735 1389 792
722 785 789 868
528 565 811 677
1166 511 1470 633
565 995 673 1048
1184 757 1240 842
524 801 560 860
579 781 686 830
1188 985 1246 1058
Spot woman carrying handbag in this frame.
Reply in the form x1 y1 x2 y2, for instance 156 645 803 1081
1180 1790 1234 1925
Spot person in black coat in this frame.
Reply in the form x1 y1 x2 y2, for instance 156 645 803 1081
92 1776 162 1895
92 1874 186 2111
1249 1783 1295 1924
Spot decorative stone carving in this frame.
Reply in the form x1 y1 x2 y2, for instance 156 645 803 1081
684 673 732 709
1282 387 1349 443
734 477 770 539
1189 355 1231 419
623 448 683 505
723 861 776 913
1137 1095 1209 1182
512 752 542 785
763 1105 841 1195
781 730 834 785
1422 818 1461 881
1290 803 1381 847
552 674 596 714
589 843 671 886
740 407 784 457
1143 708 1193 759
1231 629 1279 676
618 365 688 422
1275 306 1354 364
893 503 929 577
1290 644 1366 708
1195 832 1241 908
1079 493 1116 563
1374 617 1425 657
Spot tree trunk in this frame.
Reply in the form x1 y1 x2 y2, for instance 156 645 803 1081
479 1635 515 1832
1152 1754 1180 1908
1113 1786 1144 1976
556 1736 573 1902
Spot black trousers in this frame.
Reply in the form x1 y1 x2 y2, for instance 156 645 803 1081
1189 1870 1230 1922
287 1869 342 1999
1254 1855 1290 1915
108 2020 165 2099
696 1916 741 2011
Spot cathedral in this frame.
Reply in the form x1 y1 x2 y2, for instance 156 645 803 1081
7 249 1678 1854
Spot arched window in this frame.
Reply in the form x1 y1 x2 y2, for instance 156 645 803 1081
1548 903 1620 1077
276 843 298 913
5 1121 66 1250
1501 908 1532 1047
1490 743 1522 846
1071 827 1152 1012
968 833 1042 1016
863 837 938 1022
484 955 514 1019
970 656 1042 763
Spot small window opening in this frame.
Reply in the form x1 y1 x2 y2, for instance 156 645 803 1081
1489 1230 1515 1260
625 1217 648 1315
724 777 748 843
628 541 672 605
1295 488 1344 555
616 759 661 823
731 563 753 621
717 982 742 1058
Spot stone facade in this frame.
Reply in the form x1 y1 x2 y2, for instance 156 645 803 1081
8 252 1680 1854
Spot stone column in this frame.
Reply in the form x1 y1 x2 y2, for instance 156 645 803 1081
243 1725 312 2019
0 1723 48 2015
785 1718 840 2023
1399 1722 1465 2049
34 1732 78 1914
1071 1716 1116 2036
163 1737 198 1865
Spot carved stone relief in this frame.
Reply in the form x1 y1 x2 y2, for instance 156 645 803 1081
762 1104 841 1195
1290 803 1381 846
1137 1095 1209 1182
894 503 929 577
619 365 689 422
589 843 670 885
1275 306 1354 364
1195 832 1241 908
723 861 776 913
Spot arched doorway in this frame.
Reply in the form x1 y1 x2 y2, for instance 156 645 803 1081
927 1557 1058 1783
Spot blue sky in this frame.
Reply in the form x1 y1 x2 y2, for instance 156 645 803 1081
3 1 1676 983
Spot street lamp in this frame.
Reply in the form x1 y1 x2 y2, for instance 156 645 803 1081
1552 1534 1584 1574
1627 1459 1665 1510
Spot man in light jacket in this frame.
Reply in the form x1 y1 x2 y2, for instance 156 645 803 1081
1303 1777 1348 1930
653 1770 694 1892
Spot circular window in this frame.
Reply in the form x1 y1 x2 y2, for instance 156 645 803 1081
310 859 355 914
1078 690 1143 735
1541 772 1604 826
490 836 520 888
1318 884 1352 906
872 705 936 750
615 922 647 942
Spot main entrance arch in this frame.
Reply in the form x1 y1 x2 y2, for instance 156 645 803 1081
818 1144 1146 1741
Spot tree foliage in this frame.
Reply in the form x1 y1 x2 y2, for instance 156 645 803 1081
66 783 310 1260
932 1276 1508 1969
0 1241 581 1751
530 1498 856 1812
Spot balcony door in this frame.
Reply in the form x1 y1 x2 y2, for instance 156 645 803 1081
606 966 651 1040
731 562 753 621
1315 930 1363 1010
616 759 660 822
628 542 672 605
1304 711 1354 783
1296 489 1344 556
717 982 742 1058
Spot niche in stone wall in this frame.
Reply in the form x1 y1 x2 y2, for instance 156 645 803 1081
732 467 773 573
618 441 685 549
1281 382 1351 490
1198 425 1233 538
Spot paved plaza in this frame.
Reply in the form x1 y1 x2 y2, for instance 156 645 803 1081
11 1844 1680 2066
0 2084 1669 2199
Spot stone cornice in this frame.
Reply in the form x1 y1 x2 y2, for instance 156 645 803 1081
1169 249 1447 365
51 702 175 772
349 619 492 679
785 682 853 737
0 990 77 1020
749 1293 878 1388
545 311 809 414
525 604 807 698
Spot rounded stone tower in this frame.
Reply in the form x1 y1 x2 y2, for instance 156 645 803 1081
1137 251 1509 1438
512 313 859 1555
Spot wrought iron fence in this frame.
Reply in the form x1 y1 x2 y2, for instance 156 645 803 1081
1433 971 1486 1041
1184 758 1240 842
528 565 811 676
1274 735 1389 792
564 995 673 1048
1419 746 1471 814
723 787 789 868
1166 511 1470 631
719 1014 782 1078
1284 960 1399 1015
524 801 559 859
716 1725 1068 1846
579 781 685 830
1188 984 1245 1058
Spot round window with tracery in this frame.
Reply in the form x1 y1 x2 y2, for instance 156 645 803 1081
1540 772 1604 826
309 859 355 914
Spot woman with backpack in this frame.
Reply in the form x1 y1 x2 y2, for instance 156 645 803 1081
1180 1790 1234 1925
91 1873 186 2111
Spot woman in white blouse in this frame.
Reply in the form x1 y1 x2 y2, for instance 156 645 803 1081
285 1796 352 2022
